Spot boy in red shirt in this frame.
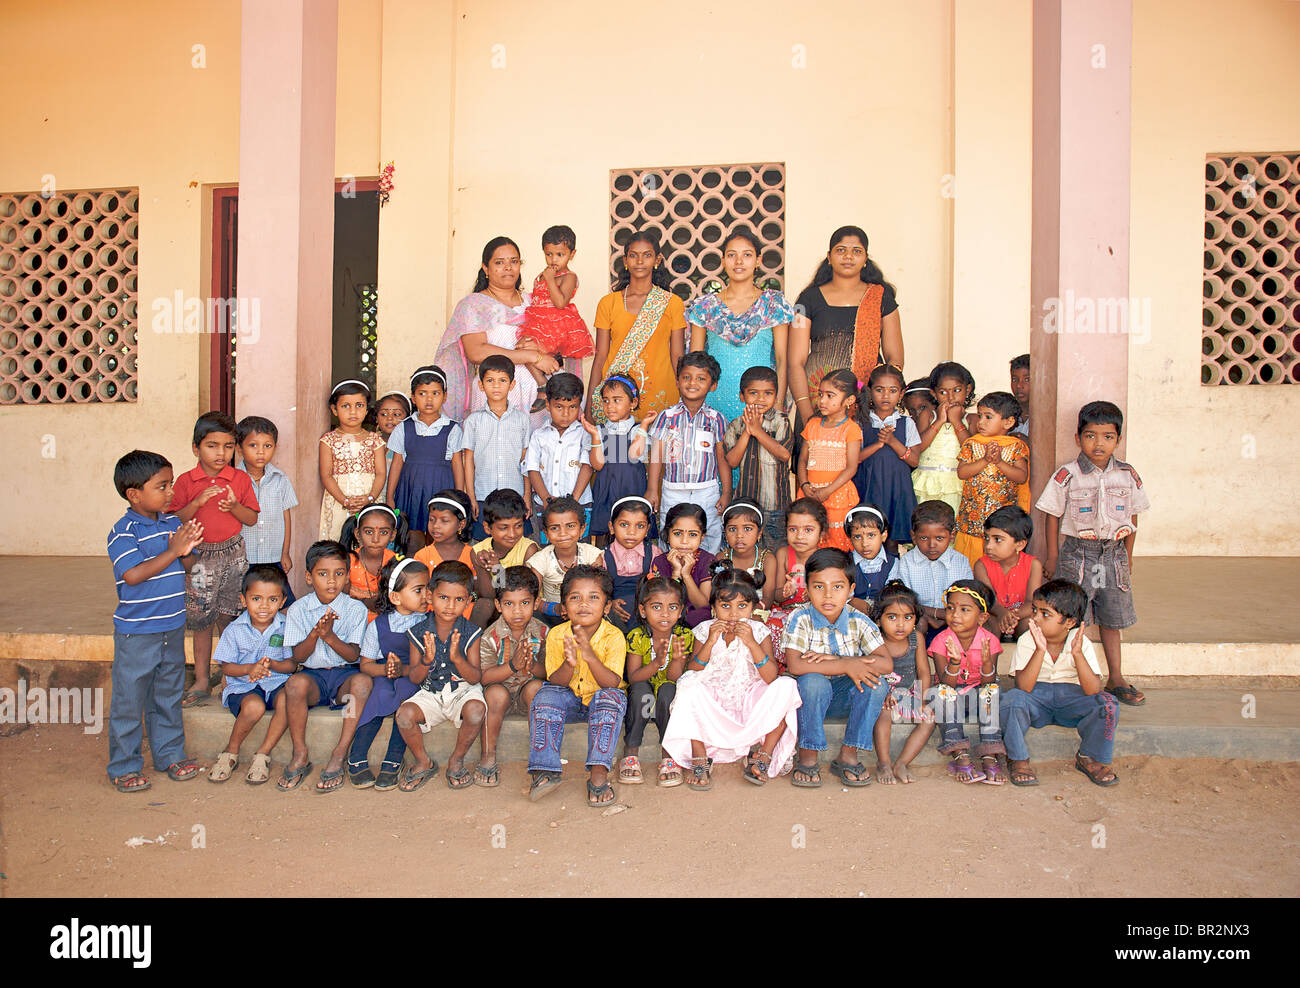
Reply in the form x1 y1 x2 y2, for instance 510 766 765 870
168 411 260 706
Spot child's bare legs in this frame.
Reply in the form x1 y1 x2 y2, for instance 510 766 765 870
190 615 231 697
223 692 267 756
257 692 290 756
516 339 549 390
394 701 436 789
316 673 373 791
893 721 935 783
1099 625 1143 700
873 710 895 784
282 673 320 775
447 699 487 784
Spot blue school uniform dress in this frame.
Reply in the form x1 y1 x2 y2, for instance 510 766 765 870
589 419 653 538
348 610 424 772
603 541 657 634
391 416 459 534
854 549 898 604
854 411 918 540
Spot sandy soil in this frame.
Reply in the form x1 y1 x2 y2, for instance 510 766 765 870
1 724 1296 898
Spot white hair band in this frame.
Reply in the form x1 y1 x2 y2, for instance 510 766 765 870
330 379 370 397
356 504 397 525
610 495 653 517
411 368 447 387
722 502 764 525
387 557 420 593
427 496 466 517
903 385 933 396
379 390 412 407
845 505 886 527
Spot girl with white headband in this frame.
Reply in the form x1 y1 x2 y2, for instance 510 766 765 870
718 500 778 613
844 502 898 615
387 365 463 552
319 379 388 541
413 490 479 619
338 504 407 616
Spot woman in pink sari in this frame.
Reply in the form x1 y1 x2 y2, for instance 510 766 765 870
436 236 562 421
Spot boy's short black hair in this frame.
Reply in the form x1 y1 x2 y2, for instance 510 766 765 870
429 560 474 595
739 365 778 392
482 488 529 526
977 390 1022 427
496 564 540 601
944 578 996 614
479 354 516 383
544 372 584 402
1010 353 1030 372
242 563 289 597
984 505 1032 544
1033 579 1088 626
560 563 612 603
1077 400 1123 438
805 547 855 583
237 415 278 444
193 410 239 446
541 225 576 251
676 351 721 385
114 450 171 499
912 499 956 534
305 540 349 571
542 495 585 527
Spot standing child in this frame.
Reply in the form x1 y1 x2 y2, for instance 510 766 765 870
1036 401 1151 707
388 366 462 552
527 565 628 807
973 505 1042 641
648 502 715 628
346 557 428 791
339 504 404 618
646 352 730 555
844 504 896 614
527 495 605 626
107 451 204 792
517 225 594 409
888 500 974 644
620 576 693 788
469 488 540 627
318 380 387 540
955 391 1028 566
278 540 371 793
723 366 795 549
928 579 1006 785
169 411 260 708
588 375 653 545
797 367 863 551
868 581 933 785
602 496 662 633
524 372 597 536
854 363 920 551
375 391 413 505
719 500 778 612
1009 353 1030 438
473 565 549 787
1002 579 1120 787
785 548 893 788
209 565 296 785
662 566 802 789
395 561 487 791
457 354 532 534
414 490 477 619
764 496 827 662
912 361 977 512
237 416 298 605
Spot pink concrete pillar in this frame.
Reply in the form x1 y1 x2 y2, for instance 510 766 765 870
234 0 338 578
1029 0 1132 555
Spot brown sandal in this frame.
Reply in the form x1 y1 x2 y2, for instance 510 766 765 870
1074 752 1119 787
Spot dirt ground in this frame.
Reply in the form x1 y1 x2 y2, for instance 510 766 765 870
1 724 1297 898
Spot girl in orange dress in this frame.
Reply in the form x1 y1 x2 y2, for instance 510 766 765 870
413 489 477 619
339 504 407 622
797 368 864 551
954 391 1030 566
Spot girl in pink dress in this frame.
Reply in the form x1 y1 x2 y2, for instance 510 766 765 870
517 226 594 410
661 565 802 790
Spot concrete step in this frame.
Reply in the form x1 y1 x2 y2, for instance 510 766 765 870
175 687 1300 769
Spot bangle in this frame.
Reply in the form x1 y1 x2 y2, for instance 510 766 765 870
754 656 769 669
795 395 812 404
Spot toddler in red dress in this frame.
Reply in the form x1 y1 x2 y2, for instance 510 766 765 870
517 225 594 411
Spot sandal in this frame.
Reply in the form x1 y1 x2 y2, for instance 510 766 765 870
829 758 872 787
112 771 151 794
791 761 822 788
180 688 211 709
245 753 272 785
946 756 986 785
208 752 238 784
473 762 501 788
657 757 683 788
586 778 616 807
166 759 200 782
528 770 563 802
1075 752 1119 787
374 761 402 792
348 764 376 789
686 756 712 791
277 760 313 792
314 767 346 793
399 762 439 792
1105 682 1146 707
1008 759 1038 786
446 763 473 790
742 750 772 786
618 755 644 785
980 755 1006 786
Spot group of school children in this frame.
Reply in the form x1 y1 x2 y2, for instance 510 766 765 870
106 339 1150 803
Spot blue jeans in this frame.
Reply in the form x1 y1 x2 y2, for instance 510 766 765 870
935 683 1005 756
1001 684 1118 764
795 672 890 753
528 683 627 774
108 627 188 779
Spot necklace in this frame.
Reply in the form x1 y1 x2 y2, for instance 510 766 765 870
486 286 517 306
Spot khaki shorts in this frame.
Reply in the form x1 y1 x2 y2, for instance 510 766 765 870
404 682 486 732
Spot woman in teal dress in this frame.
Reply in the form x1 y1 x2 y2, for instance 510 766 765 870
686 228 794 426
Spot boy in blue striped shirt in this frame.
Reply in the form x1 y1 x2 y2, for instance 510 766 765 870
107 450 204 793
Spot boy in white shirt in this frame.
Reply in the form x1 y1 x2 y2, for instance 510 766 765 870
524 373 597 539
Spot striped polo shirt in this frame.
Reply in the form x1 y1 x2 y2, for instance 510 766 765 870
650 400 727 486
108 508 187 634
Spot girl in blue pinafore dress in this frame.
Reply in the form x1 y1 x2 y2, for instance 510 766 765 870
589 375 655 543
601 496 661 633
347 558 430 791
853 364 921 549
389 366 460 542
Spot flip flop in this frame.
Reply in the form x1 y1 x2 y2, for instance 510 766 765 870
166 759 200 782
657 757 683 788
314 767 346 793
979 756 1006 786
1075 753 1119 787
446 764 473 790
529 771 563 802
946 758 986 784
399 763 439 792
277 761 313 792
1008 760 1038 787
473 762 501 788
1105 683 1146 706
112 771 151 794
587 779 616 807
180 688 211 709
829 758 872 787
791 761 822 788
